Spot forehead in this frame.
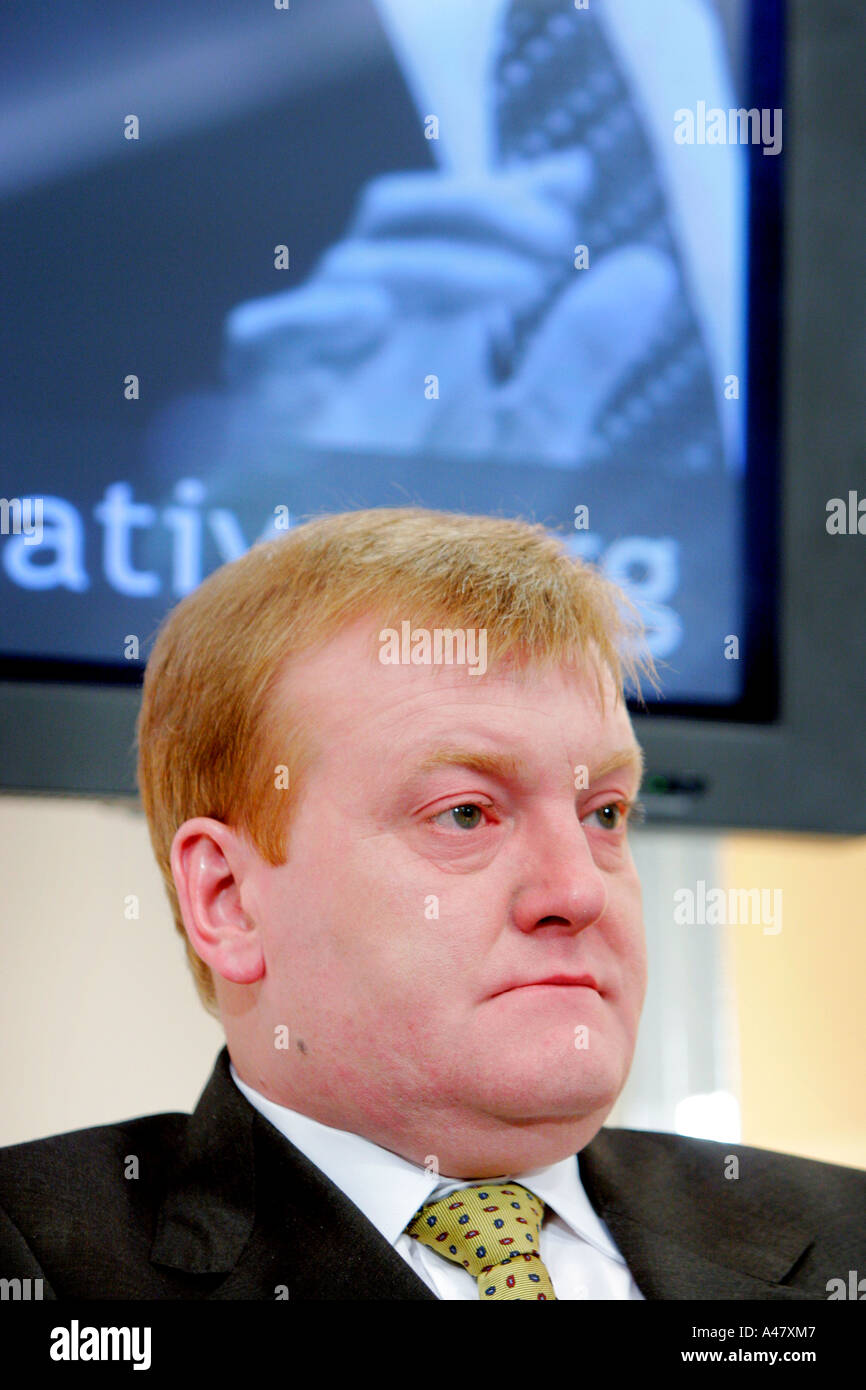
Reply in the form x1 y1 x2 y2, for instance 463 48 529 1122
272 616 638 773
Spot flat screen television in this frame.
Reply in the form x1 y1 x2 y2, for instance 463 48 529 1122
1 0 863 831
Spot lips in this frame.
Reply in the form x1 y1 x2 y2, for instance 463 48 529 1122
491 973 600 998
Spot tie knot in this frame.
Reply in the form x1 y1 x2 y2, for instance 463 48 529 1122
406 1182 556 1299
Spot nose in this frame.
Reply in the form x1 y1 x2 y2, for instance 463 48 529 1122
510 809 608 936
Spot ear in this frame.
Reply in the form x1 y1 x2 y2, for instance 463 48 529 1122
170 818 265 985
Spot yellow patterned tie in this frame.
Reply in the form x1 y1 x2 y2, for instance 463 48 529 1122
406 1182 557 1300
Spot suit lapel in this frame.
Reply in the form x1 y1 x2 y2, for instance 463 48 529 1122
150 1047 259 1277
150 1047 435 1299
578 1127 816 1300
221 1106 436 1300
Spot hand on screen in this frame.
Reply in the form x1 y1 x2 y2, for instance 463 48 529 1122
224 148 678 464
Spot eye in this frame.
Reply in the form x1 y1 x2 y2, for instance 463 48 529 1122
430 802 488 831
588 799 645 832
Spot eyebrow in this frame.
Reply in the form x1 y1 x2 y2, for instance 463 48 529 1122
594 746 646 784
402 743 645 789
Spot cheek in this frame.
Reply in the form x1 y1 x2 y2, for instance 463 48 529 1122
630 940 649 1011
607 876 647 990
262 834 466 992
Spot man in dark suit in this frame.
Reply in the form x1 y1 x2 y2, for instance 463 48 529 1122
0 506 863 1300
2 1045 863 1301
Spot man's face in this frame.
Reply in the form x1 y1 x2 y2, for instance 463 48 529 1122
233 616 647 1175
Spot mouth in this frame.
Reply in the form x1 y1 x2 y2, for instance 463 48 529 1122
490 974 600 999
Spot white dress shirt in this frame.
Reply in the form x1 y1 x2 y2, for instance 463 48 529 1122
231 1063 644 1300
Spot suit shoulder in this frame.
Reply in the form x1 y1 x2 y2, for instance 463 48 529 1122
0 1110 189 1201
0 1110 194 1296
591 1126 866 1207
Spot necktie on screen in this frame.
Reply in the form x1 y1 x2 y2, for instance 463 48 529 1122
494 0 724 475
406 1182 557 1299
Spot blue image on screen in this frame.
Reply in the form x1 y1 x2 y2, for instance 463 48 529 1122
1 0 771 707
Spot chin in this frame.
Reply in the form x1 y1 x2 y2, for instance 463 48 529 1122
441 1102 614 1179
471 1060 623 1125
467 1026 632 1114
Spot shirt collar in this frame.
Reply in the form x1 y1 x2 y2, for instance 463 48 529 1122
230 1063 625 1261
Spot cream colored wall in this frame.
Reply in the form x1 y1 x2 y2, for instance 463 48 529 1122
721 832 866 1171
1 795 864 1172
0 796 223 1146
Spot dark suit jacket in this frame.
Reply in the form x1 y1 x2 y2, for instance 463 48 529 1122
0 1047 863 1300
